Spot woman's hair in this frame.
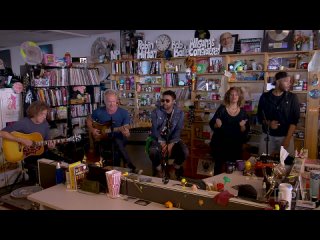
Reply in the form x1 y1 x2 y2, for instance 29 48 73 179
26 101 49 118
162 90 176 100
223 87 244 107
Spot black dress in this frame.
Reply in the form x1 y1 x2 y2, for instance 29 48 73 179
209 105 250 175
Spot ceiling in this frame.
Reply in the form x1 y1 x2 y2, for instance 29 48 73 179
0 30 119 49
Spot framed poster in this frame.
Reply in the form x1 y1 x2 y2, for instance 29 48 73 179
0 50 12 68
240 38 262 53
220 33 238 54
120 30 135 56
39 44 53 54
263 30 294 52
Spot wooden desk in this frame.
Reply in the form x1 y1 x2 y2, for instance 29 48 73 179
202 171 265 197
27 184 179 210
122 174 269 210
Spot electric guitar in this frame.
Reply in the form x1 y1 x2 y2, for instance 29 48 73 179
2 131 81 163
92 120 151 139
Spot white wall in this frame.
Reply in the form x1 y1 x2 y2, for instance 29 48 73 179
7 30 312 75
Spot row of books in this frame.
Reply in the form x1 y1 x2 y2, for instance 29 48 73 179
138 61 161 75
35 87 68 107
111 61 137 75
70 103 98 118
69 68 100 85
32 69 69 87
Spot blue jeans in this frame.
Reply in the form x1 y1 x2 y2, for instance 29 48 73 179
259 133 294 156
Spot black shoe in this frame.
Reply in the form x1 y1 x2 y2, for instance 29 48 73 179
127 163 142 174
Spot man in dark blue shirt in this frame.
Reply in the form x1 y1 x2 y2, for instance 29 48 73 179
257 71 300 157
86 89 137 172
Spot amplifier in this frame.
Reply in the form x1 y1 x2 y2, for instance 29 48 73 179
37 159 68 189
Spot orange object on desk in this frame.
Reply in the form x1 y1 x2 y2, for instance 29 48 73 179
254 162 274 177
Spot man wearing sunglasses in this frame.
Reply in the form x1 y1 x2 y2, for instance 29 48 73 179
148 90 189 180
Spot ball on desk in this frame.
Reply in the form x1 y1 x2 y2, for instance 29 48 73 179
245 160 252 171
181 178 187 184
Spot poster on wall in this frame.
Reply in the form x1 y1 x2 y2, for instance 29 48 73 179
0 88 22 128
0 50 12 68
39 44 53 54
240 38 262 53
120 30 135 56
120 30 145 58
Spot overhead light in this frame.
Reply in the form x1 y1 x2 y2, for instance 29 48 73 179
48 30 89 37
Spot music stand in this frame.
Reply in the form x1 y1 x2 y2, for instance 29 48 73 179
110 117 115 168
261 111 271 162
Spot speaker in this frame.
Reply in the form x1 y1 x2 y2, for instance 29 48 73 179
37 159 68 189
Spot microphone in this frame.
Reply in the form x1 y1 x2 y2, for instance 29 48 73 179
110 117 114 132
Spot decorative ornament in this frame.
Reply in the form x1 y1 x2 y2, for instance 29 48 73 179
20 41 43 65
165 201 173 208
12 82 23 94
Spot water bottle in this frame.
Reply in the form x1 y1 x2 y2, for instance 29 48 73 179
56 162 64 184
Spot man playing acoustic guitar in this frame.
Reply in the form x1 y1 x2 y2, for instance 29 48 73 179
86 89 139 173
0 101 56 184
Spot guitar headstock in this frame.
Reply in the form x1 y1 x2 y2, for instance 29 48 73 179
68 134 82 143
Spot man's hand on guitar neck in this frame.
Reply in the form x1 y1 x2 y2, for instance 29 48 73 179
119 125 130 138
47 140 56 149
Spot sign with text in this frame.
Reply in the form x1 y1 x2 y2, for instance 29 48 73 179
188 38 220 56
137 40 157 59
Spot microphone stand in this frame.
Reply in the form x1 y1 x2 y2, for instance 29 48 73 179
262 110 270 161
110 117 115 168
162 131 170 185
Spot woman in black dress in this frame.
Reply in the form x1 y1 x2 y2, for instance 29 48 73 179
209 87 250 175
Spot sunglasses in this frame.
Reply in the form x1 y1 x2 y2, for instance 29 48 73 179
161 99 171 103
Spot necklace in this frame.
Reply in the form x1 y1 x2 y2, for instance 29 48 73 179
227 106 239 115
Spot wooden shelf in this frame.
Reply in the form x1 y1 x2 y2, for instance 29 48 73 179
228 80 264 83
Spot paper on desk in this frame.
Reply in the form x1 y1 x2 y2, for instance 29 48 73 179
280 146 289 166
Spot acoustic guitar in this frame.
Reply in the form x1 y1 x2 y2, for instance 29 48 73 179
92 120 151 138
2 131 81 163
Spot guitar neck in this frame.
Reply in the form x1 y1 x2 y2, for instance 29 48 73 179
35 138 69 146
104 124 133 134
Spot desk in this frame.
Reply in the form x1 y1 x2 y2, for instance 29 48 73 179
27 184 179 210
202 171 264 197
122 174 269 210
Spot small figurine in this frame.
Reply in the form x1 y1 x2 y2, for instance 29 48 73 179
165 201 173 208
181 178 187 189
191 184 198 192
